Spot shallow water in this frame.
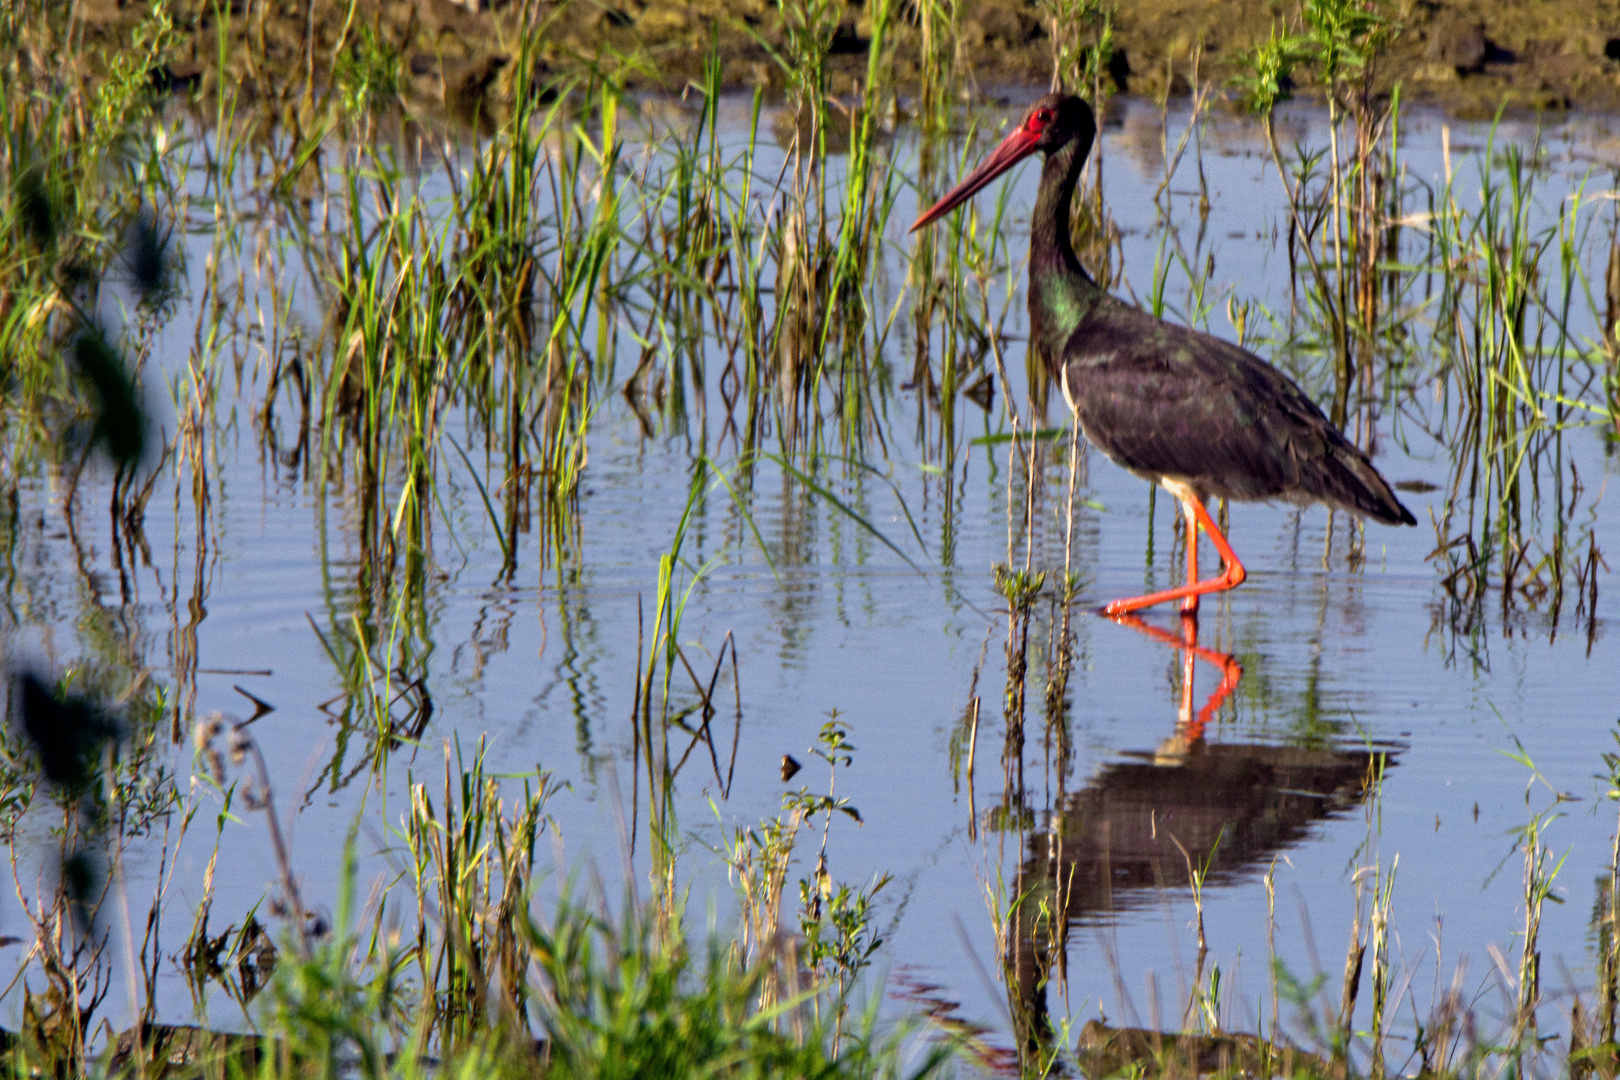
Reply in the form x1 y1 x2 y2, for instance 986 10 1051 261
2 92 1618 1066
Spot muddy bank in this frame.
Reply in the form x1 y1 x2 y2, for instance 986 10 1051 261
57 0 1620 123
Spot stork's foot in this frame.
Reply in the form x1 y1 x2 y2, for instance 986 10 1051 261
1100 562 1246 618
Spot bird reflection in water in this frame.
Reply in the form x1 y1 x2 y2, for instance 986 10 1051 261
996 612 1397 1062
1109 612 1244 757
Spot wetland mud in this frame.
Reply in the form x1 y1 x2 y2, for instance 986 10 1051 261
58 0 1620 119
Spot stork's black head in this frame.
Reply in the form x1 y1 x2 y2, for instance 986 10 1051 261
911 94 1097 232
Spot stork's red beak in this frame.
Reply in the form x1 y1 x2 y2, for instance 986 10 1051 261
910 123 1043 232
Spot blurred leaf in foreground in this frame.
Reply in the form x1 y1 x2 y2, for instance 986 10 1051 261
70 330 146 466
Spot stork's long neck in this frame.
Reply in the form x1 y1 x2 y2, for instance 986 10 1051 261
1029 133 1104 369
1031 135 1095 282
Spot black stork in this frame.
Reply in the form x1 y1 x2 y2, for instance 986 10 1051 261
913 93 1416 617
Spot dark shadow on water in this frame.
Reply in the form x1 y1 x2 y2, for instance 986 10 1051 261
1042 736 1385 927
1004 612 1403 1057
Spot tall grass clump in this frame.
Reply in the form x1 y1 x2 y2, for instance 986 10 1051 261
1421 144 1608 631
1 0 178 462
115 724 952 1080
1230 0 1609 630
1232 0 1398 430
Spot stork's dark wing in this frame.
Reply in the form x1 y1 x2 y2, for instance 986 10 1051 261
1062 307 1415 525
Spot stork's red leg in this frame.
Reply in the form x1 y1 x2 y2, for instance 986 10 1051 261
1182 501 1199 615
1102 497 1247 617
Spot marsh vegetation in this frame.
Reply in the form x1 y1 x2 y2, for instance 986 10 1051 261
0 0 1618 1076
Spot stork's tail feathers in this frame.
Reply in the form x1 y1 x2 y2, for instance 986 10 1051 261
1311 441 1417 526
